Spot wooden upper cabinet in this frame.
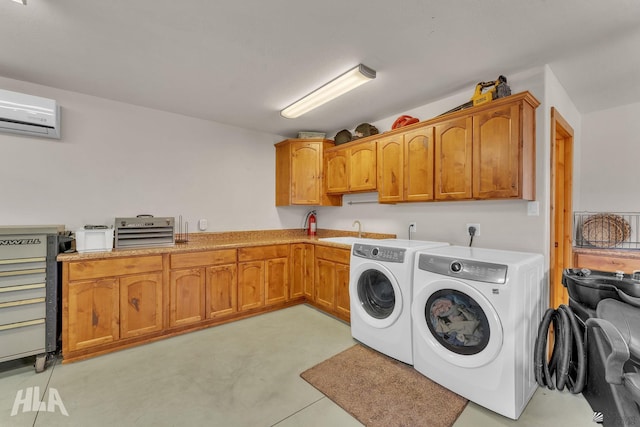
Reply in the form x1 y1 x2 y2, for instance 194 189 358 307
291 141 322 204
325 150 349 193
275 139 341 206
404 126 435 202
473 103 521 199
275 92 538 205
377 134 404 203
349 141 377 192
435 116 473 200
377 125 435 203
473 95 537 200
325 140 376 194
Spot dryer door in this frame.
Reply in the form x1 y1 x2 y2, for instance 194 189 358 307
412 278 503 368
350 262 402 329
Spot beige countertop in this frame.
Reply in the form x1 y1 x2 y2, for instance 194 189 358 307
57 228 396 261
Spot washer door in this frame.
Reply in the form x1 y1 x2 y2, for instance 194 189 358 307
350 262 402 329
412 278 503 368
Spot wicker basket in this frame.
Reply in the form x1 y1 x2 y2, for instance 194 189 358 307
581 213 631 248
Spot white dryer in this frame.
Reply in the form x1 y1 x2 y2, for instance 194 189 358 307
350 239 449 365
411 246 544 420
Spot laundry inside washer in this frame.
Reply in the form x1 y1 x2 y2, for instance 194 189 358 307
411 245 544 420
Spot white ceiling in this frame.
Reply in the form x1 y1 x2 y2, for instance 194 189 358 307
2 0 639 138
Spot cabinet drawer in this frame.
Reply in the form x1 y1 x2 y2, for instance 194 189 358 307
68 256 163 281
315 246 350 264
171 249 236 269
574 253 640 273
238 245 289 262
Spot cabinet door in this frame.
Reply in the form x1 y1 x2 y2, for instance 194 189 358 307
349 141 377 192
404 126 435 202
67 278 119 351
265 257 288 306
473 103 520 199
291 141 322 204
169 269 205 327
290 243 314 300
377 135 404 203
238 261 265 311
325 149 349 194
206 264 237 319
315 259 336 312
334 262 351 321
435 116 473 200
120 273 163 339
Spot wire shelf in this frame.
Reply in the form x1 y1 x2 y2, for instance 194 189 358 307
574 212 640 250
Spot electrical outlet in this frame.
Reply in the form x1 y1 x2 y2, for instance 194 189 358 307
409 222 417 233
198 219 208 231
466 223 480 236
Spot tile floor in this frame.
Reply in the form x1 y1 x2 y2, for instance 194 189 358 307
0 304 594 427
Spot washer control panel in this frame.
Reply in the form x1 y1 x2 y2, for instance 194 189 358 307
417 254 507 284
353 244 406 263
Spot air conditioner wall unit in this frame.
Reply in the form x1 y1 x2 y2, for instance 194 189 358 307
0 88 60 139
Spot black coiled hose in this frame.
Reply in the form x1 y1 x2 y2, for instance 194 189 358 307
534 304 586 393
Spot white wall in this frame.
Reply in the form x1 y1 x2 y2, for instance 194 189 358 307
0 76 303 233
578 102 640 212
313 68 552 254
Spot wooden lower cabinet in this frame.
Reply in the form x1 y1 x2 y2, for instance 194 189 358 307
120 273 163 338
314 246 351 322
290 243 314 300
266 258 288 306
238 245 289 311
169 268 205 327
238 261 265 311
334 263 351 319
64 255 163 356
67 278 120 352
206 264 237 318
315 259 337 311
62 242 357 363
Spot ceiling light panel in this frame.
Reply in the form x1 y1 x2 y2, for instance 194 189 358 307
281 64 376 119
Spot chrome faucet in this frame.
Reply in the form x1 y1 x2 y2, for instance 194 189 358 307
353 220 362 238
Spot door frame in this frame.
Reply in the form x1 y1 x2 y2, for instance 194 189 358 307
549 107 574 308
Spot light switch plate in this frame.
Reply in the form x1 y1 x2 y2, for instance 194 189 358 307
527 201 539 216
198 219 208 231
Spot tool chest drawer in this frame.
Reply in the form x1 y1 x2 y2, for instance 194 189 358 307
0 284 45 304
0 320 46 362
0 298 46 325
0 258 46 288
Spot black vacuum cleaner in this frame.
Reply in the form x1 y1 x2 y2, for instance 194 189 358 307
535 268 640 426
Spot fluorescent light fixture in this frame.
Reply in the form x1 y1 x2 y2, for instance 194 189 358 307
12 0 27 5
281 64 376 119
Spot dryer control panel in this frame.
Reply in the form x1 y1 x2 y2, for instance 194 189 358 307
417 254 507 284
353 244 406 263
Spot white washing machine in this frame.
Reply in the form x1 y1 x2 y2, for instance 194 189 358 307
349 239 449 365
411 246 544 420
